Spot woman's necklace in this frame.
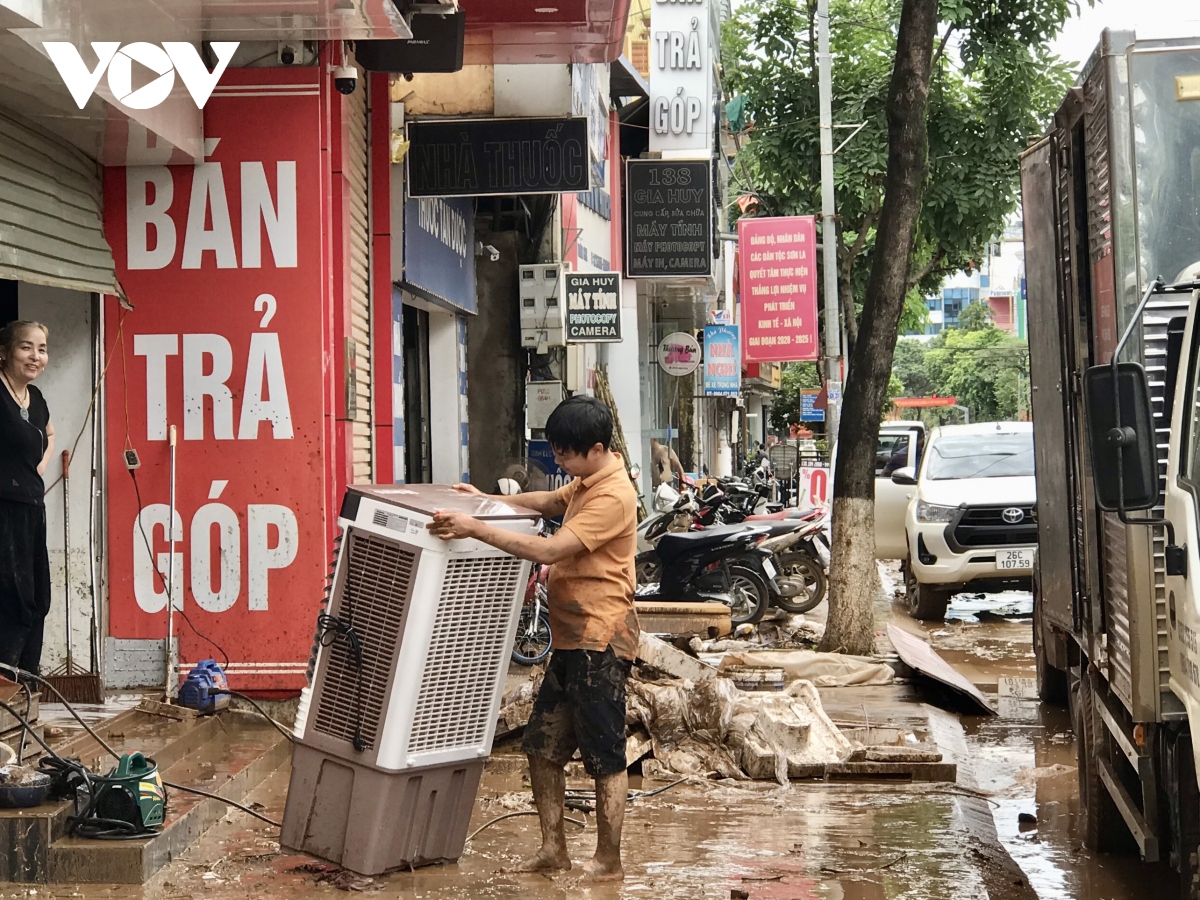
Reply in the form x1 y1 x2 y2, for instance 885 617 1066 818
2 371 30 421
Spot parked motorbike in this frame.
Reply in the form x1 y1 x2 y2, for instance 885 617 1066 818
756 515 829 614
635 524 779 625
635 483 830 611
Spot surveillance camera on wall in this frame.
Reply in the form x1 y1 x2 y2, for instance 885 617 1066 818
278 42 301 66
334 64 358 95
475 241 500 262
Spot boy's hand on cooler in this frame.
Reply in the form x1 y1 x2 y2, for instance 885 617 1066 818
427 509 481 541
453 483 482 496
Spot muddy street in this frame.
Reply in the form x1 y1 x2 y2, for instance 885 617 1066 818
1 585 1174 900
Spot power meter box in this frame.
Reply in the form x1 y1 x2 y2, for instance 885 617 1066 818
519 264 567 350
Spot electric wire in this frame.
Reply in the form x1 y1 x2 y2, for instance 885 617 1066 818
127 467 231 668
160 779 282 828
217 690 296 744
465 810 587 843
41 308 128 497
0 674 283 830
0 662 120 758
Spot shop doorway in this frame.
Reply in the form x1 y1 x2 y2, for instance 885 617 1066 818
403 304 432 483
1 282 102 679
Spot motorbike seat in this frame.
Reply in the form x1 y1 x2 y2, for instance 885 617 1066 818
746 507 820 522
655 524 766 564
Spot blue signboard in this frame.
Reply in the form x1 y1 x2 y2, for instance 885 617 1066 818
403 196 476 313
528 440 573 494
800 389 825 421
703 325 740 397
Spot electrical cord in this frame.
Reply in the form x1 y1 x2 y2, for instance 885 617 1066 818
216 690 296 744
0 677 283 830
0 662 120 758
160 779 281 828
0 697 155 840
127 466 231 669
316 613 367 752
466 810 587 843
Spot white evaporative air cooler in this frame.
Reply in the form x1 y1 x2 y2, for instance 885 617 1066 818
281 484 539 875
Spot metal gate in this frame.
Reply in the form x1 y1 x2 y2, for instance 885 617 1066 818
0 105 116 293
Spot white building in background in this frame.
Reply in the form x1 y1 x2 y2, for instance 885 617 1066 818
910 214 1028 339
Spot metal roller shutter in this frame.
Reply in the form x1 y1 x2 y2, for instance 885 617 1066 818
0 105 117 294
347 67 373 484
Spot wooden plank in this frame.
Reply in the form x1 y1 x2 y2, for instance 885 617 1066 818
788 761 957 783
0 692 39 733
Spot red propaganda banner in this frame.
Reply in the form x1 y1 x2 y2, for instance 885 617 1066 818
103 70 327 691
737 216 819 362
892 396 958 408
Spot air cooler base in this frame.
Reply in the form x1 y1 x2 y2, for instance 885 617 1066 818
281 741 485 876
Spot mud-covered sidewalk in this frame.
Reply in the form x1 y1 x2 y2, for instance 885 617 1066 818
2 572 1177 899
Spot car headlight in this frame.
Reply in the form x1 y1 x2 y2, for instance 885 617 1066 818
916 501 959 523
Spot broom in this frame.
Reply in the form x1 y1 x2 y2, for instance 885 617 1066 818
42 450 104 704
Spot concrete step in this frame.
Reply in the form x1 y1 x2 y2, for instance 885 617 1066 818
0 709 287 884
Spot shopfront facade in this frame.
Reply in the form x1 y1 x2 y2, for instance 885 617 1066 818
0 0 632 693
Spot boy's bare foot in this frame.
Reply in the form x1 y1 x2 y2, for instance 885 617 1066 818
503 848 572 874
581 857 625 882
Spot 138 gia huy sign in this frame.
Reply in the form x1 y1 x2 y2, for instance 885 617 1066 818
737 215 819 362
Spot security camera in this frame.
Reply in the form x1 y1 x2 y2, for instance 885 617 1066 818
334 64 357 95
278 42 300 66
475 242 500 262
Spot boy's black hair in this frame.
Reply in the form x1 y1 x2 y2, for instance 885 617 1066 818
545 395 613 456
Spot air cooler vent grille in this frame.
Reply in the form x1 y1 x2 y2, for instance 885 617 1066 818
408 557 525 755
313 531 416 750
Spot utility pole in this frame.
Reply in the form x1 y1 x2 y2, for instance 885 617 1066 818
817 0 842 449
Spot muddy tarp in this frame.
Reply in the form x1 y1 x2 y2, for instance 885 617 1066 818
716 650 895 687
625 675 854 783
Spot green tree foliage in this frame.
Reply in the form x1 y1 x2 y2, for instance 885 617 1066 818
892 303 1031 423
892 337 935 398
770 362 821 431
955 299 994 332
771 363 902 430
924 328 1029 421
722 0 1072 356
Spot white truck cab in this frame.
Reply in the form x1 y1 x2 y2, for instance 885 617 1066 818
894 421 1037 620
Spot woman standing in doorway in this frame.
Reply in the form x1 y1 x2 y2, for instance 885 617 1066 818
0 321 54 674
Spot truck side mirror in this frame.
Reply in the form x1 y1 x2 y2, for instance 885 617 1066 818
1082 362 1159 512
890 467 917 485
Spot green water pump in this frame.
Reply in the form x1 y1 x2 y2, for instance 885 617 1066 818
92 752 165 832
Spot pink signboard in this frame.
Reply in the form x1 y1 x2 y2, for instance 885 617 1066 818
737 216 819 362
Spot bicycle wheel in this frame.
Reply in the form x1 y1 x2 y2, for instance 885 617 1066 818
512 608 553 665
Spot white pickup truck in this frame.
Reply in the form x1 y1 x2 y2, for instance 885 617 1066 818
883 421 1038 619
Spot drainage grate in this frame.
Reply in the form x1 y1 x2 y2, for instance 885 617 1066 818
408 557 525 756
312 531 416 751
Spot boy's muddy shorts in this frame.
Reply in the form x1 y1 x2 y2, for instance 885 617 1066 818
522 646 632 778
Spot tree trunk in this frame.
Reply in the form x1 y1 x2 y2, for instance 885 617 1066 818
819 0 939 656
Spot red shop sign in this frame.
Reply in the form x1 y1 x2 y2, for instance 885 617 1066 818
103 70 327 691
737 216 819 363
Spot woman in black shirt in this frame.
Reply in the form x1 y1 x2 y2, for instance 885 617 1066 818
0 320 55 674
